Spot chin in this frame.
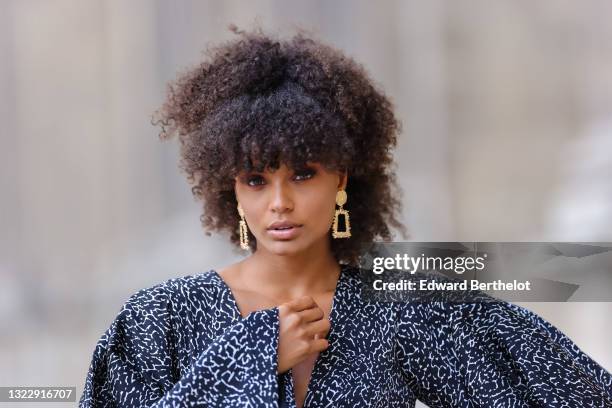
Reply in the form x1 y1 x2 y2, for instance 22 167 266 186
262 240 307 256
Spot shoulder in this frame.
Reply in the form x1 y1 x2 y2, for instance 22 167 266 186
397 296 559 348
121 270 223 317
390 271 546 334
339 264 399 321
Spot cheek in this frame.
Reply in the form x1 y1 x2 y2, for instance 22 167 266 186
235 195 265 227
246 202 268 226
304 192 336 228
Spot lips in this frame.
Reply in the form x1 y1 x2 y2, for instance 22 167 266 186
267 221 303 240
267 221 302 230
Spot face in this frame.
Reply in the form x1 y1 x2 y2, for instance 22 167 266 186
235 161 347 257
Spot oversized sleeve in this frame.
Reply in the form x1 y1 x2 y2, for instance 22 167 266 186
79 284 281 407
395 300 612 407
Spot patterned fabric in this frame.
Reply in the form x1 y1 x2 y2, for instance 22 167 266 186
79 265 612 407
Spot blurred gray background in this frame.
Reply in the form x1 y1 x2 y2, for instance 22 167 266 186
1 1 611 407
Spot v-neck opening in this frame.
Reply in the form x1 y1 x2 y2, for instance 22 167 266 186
211 264 348 320
210 268 246 320
210 264 351 407
290 265 347 408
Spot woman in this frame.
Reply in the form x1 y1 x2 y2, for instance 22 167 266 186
79 27 612 407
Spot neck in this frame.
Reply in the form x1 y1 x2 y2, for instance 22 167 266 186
239 238 341 299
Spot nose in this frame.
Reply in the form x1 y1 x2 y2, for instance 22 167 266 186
269 181 294 213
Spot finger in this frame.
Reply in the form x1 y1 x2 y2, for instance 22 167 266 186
299 306 325 323
308 338 330 354
288 295 317 312
305 318 331 338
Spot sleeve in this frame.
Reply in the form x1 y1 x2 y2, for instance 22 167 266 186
79 285 281 408
395 300 612 407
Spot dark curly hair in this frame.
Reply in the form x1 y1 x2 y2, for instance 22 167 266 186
153 26 408 266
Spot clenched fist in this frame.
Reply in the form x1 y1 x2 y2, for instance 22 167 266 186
276 295 330 374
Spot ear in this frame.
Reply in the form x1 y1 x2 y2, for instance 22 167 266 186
338 170 348 190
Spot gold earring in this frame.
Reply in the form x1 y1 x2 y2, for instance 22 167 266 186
237 204 250 250
332 189 351 238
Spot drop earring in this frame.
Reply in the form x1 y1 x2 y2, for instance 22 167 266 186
332 189 351 238
237 204 250 250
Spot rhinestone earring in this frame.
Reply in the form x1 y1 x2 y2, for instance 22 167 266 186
237 204 250 250
332 189 351 238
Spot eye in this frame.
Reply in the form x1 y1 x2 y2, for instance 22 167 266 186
245 175 265 187
294 169 316 181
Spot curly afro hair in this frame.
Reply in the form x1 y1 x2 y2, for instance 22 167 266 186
153 26 408 266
